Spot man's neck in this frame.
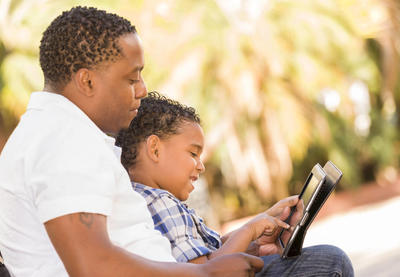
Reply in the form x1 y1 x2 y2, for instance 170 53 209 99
43 83 64 94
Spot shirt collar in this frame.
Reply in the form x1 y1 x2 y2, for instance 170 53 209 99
132 182 188 206
27 91 116 147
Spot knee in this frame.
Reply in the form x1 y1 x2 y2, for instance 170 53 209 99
305 245 354 277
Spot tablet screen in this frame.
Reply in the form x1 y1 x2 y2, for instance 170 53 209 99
300 173 320 208
279 173 321 248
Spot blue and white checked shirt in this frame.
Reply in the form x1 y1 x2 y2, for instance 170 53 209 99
132 182 222 262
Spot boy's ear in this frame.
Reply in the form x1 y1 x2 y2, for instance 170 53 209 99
146 135 161 162
73 68 95 97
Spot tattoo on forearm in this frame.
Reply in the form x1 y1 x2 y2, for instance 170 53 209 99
79 213 94 228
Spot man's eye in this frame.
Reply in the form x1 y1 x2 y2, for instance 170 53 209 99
190 152 197 157
129 79 139 85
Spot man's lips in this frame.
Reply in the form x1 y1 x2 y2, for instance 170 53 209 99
190 176 198 182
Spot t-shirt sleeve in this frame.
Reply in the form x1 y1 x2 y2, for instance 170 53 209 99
26 124 116 223
146 194 212 262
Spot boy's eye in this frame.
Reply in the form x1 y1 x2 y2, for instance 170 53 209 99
190 152 197 157
129 79 139 85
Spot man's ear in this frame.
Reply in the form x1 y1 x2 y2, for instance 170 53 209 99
73 68 95 97
145 135 161 162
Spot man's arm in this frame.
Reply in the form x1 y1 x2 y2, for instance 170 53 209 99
45 212 263 277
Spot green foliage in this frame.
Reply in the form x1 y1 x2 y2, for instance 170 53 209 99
1 0 400 221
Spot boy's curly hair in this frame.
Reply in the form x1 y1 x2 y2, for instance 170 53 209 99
39 6 136 90
116 91 201 170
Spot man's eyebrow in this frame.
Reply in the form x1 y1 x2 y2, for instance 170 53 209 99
131 66 144 73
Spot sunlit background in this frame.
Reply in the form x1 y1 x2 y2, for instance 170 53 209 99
1 0 400 275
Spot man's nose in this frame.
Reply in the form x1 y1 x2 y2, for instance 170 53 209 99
135 77 147 99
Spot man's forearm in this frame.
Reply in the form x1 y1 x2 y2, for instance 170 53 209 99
44 213 204 277
85 245 203 277
45 213 263 277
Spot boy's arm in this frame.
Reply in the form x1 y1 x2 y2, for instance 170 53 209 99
190 196 300 263
220 231 233 244
189 225 254 264
44 212 263 276
146 194 219 263
190 213 288 264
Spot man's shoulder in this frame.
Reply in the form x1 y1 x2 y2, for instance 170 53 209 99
7 97 119 179
24 91 107 143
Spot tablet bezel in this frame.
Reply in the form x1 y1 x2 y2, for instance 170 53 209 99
278 163 326 256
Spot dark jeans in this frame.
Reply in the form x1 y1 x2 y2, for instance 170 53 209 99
0 266 10 277
256 245 354 277
0 251 10 277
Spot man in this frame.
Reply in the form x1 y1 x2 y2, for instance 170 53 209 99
0 6 263 277
0 6 353 277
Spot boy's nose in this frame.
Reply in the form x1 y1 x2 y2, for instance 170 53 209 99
197 160 205 173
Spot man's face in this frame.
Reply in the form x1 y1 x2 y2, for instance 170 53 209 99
91 33 147 135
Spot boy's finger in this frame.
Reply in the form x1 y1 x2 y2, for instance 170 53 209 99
279 206 291 221
284 195 299 207
274 218 290 229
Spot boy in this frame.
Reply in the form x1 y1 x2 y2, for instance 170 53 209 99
117 91 295 263
116 92 354 277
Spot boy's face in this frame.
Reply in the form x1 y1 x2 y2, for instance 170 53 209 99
90 33 147 135
157 121 205 201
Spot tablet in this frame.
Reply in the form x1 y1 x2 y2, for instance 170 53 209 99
278 161 342 258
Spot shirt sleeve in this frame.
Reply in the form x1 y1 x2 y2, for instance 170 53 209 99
146 193 212 262
27 122 116 223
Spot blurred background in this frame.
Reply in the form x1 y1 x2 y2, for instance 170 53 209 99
1 0 400 275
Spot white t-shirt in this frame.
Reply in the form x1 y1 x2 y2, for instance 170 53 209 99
0 92 175 277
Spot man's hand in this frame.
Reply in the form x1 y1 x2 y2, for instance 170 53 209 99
201 253 264 277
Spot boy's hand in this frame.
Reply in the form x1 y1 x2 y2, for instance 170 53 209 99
266 195 300 217
254 197 304 256
242 211 289 256
244 212 290 242
201 253 264 277
243 195 304 256
209 196 302 261
266 195 304 232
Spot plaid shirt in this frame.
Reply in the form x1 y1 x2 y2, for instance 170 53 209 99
132 182 222 262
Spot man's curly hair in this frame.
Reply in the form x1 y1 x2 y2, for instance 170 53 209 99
116 91 201 170
39 6 136 89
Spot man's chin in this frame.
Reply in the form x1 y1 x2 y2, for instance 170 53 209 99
119 119 134 132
